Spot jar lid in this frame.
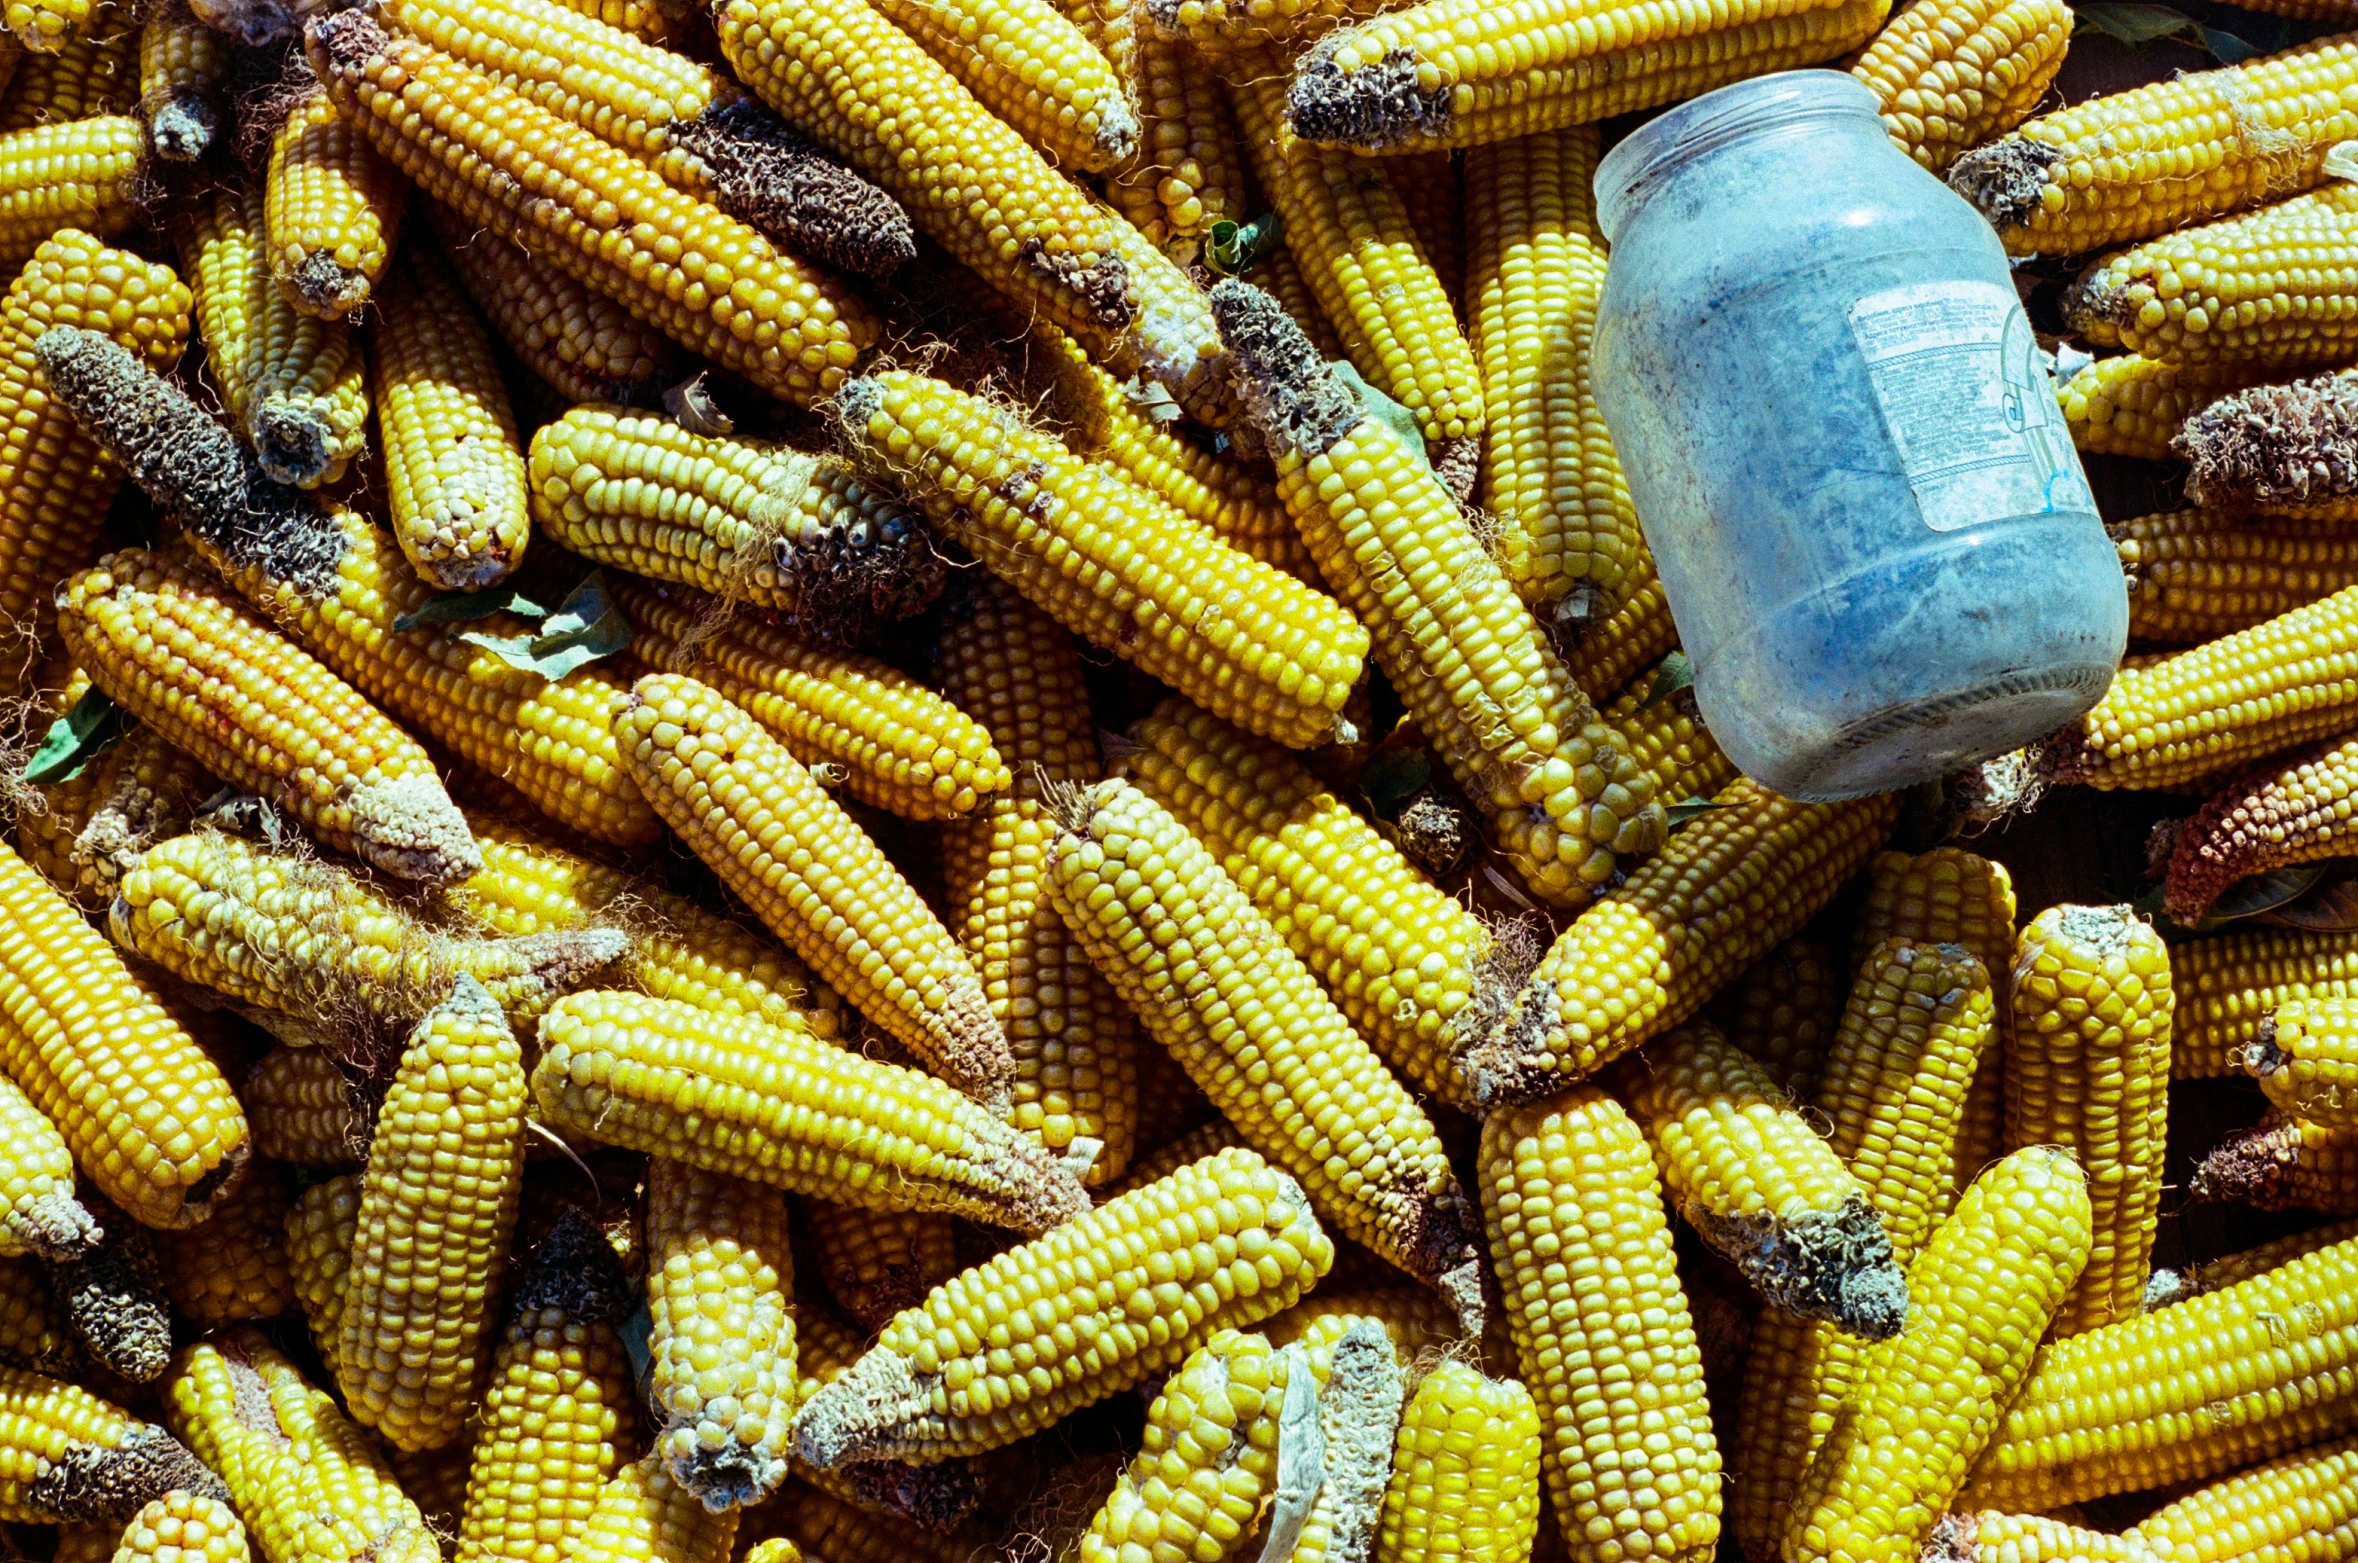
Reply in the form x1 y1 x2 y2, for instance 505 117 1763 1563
1594 70 1881 245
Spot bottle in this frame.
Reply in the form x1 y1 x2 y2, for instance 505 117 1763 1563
1591 70 2124 801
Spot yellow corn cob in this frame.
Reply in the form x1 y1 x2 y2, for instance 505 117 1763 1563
387 1447 469 1550
2250 997 2358 1125
1260 1287 1462 1362
1373 1359 1540 1563
870 0 1135 171
3 0 89 50
138 0 224 159
1284 0 1891 152
0 838 247 1231
617 673 1009 1098
2112 509 2358 644
2170 928 2358 1077
2166 732 2358 918
532 990 1088 1231
58 550 476 883
783 1310 981 1530
2178 1216 2358 1298
712 0 1132 344
804 1201 957 1331
572 1456 740 1563
1598 660 1735 805
426 200 674 403
1786 1146 2094 1563
1462 125 1641 623
1101 38 1239 251
0 13 135 130
1960 1230 2358 1507
1046 779 1485 1325
1558 552 1674 701
1927 1512 2144 1563
1123 695 1498 1108
1253 239 1347 359
0 118 142 271
1481 1087 1720 1563
1704 936 1838 1100
836 373 1364 750
1281 1315 1409 1563
1138 0 1387 53
0 1256 77 1374
1730 937 1998 1561
643 1159 796 1509
739 1485 972 1563
1077 1328 1291 1563
2191 1113 2358 1213
2056 356 2252 462
1209 280 1665 904
1616 1020 1905 1336
164 1330 443 1563
377 0 916 279
18 674 217 915
112 1487 254 1563
618 580 1003 820
1389 149 1460 296
1468 779 1898 1107
935 580 1138 1181
1849 0 2068 172
793 1144 1332 1466
0 1367 223 1525
459 1209 639 1563
542 0 679 44
529 408 942 636
282 1172 360 1359
243 1048 369 1167
1948 35 2358 256
175 181 366 490
374 243 527 590
151 1163 293 1325
2128 1431 2358 1563
0 1071 91 1260
1231 71 1482 450
309 13 874 404
258 53 404 317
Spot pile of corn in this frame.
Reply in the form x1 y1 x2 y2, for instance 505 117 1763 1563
0 0 2354 1561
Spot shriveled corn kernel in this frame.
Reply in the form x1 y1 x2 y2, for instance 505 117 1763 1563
2190 1113 2358 1214
2167 733 2358 919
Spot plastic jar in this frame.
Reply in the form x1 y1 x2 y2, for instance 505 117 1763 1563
1592 70 2125 801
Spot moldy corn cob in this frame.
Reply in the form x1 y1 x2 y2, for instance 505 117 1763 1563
2190 1113 2358 1212
250 47 405 317
2165 733 2358 918
792 1145 1331 1466
785 1306 982 1529
2179 368 2358 519
138 0 225 161
1849 0 2070 172
2248 996 2358 1123
0 1366 223 1524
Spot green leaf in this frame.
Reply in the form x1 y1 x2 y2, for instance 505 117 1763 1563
1665 798 1722 833
2208 862 2329 920
2199 24 2261 62
2072 2 2199 44
393 582 550 633
1360 747 1431 815
1205 213 1284 277
23 687 134 786
1643 650 1695 709
455 571 632 678
2259 866 2358 931
1331 361 1434 477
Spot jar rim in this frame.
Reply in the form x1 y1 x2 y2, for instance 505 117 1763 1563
1595 70 1882 244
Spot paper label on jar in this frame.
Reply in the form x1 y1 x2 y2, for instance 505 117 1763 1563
1847 280 2095 533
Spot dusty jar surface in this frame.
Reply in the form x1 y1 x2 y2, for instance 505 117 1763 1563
1593 70 2125 801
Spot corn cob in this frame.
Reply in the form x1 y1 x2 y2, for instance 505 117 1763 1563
1284 0 1891 153
335 976 527 1451
459 1209 639 1563
2191 1113 2358 1213
1102 1121 1245 1205
532 990 1087 1231
1288 1316 1410 1563
643 1159 796 1509
1137 0 1387 54
0 1060 93 1263
785 1308 981 1530
1230 71 1482 451
1253 239 1347 360
869 0 1134 172
2165 732 2358 917
1209 280 1664 904
1046 779 1484 1325
30 327 665 848
165 1330 443 1563
111 1486 255 1563
1262 1287 1463 1367
794 1144 1331 1466
458 814 854 1043
803 1201 957 1331
1786 1146 2094 1563
1598 660 1735 804
1468 779 1898 1106
19 667 217 915
935 580 1138 1181
138 0 224 159
739 1484 970 1563
2112 510 2358 646
0 118 142 270
2128 1431 2358 1563
832 370 1366 751
0 15 136 129
0 1367 223 1524
1123 696 1499 1108
1704 936 1838 1100
618 674 1009 1098
2056 356 2252 462
1926 1512 2145 1563
1481 1087 1719 1563
1615 1021 1904 1336
531 408 940 640
309 12 875 404
1849 0 2068 173
2171 927 2358 1077
151 1162 293 1325
282 1172 360 1358
619 580 1002 819
390 1449 472 1551
1947 35 2358 256
175 181 366 490
377 0 916 278
45 1210 170 1383
573 1456 740 1563
1462 125 1639 623
1961 1230 2358 1507
242 1048 369 1167
253 50 403 317
1730 937 1998 1561
2174 1217 2358 1301
1076 1328 1292 1563
1101 37 1239 252
2248 997 2358 1126
0 1256 77 1374
543 0 679 44
373 242 527 590
426 200 674 403
2178 368 2358 520
1558 552 1674 701
0 838 247 1231
1373 1359 1541 1563
3 0 89 50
